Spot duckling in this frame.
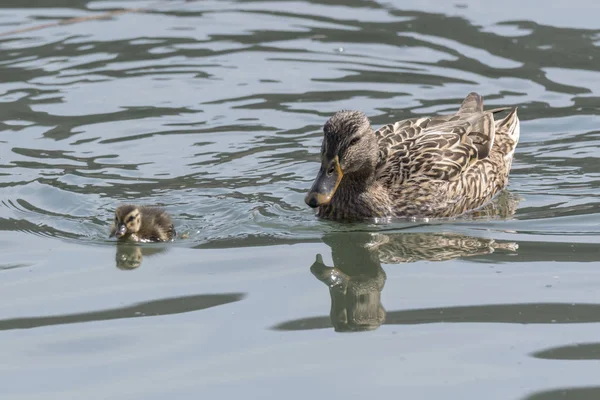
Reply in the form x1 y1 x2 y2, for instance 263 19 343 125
304 92 520 220
109 205 176 242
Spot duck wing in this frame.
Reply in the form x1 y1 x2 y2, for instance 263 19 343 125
375 111 496 185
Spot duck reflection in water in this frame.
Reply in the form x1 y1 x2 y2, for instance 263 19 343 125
311 232 387 332
115 242 169 270
312 231 518 332
311 191 520 332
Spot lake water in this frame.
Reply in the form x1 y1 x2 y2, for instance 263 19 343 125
1 0 599 399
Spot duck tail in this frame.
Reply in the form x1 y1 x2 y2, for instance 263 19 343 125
495 107 520 159
457 92 483 114
497 107 519 138
486 106 512 114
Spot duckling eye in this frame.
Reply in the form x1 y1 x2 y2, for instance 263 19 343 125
127 216 135 223
349 136 360 146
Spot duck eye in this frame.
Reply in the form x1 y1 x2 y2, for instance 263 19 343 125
349 136 360 146
127 216 135 223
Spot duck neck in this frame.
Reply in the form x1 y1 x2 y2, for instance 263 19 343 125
322 169 379 219
338 169 374 196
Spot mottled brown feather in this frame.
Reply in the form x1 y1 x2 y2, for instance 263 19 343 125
110 205 176 242
311 92 521 220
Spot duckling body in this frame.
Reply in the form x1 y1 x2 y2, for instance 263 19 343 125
305 92 520 220
109 205 176 242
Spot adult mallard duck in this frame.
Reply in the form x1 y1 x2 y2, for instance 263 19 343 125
304 92 520 220
109 205 176 242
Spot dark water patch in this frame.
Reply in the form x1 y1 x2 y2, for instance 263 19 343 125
0 293 245 331
273 303 600 332
532 343 600 360
524 387 600 400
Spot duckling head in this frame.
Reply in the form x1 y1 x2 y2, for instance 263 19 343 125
110 205 142 239
305 110 378 208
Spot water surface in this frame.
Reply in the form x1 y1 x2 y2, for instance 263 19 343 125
1 0 599 399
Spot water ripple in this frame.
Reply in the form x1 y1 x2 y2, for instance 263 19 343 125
0 0 598 248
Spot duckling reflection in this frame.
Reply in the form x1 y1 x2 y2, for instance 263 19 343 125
115 242 169 270
312 231 518 332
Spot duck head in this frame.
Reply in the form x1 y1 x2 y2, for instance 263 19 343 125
110 205 142 239
305 110 378 208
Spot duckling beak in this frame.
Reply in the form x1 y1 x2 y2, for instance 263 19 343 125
305 156 343 208
114 224 128 238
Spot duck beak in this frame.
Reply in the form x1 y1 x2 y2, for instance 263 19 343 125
305 156 343 208
114 224 127 238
